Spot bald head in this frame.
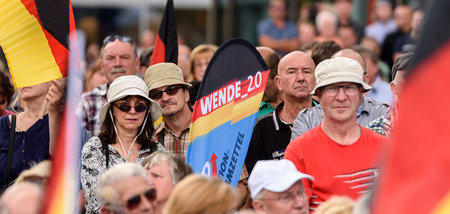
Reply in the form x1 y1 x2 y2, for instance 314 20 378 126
279 51 315 74
257 46 277 60
276 51 316 101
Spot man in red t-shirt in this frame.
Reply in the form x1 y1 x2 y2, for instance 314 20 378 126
284 57 388 212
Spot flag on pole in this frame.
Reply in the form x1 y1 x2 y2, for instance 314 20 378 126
39 1 81 213
150 0 178 66
186 39 269 187
372 1 450 213
0 0 74 88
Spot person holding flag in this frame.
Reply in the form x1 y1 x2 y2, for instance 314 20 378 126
0 81 54 191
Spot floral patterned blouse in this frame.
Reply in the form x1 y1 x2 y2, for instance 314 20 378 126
81 136 164 213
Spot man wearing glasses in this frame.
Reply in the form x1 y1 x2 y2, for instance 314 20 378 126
144 63 192 159
78 35 140 136
290 48 390 141
98 163 156 214
284 57 388 212
249 159 313 214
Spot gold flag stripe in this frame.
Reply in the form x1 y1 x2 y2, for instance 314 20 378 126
0 0 62 88
188 92 263 142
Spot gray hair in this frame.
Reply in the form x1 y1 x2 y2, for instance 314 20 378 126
97 163 147 206
142 151 193 185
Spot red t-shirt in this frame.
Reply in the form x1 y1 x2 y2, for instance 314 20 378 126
284 124 388 211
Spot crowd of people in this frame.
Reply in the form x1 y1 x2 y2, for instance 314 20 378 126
0 0 421 213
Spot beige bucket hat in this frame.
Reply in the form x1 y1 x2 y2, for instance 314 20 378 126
144 62 191 91
311 57 372 95
99 75 162 123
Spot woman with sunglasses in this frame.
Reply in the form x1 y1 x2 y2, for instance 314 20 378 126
81 75 163 213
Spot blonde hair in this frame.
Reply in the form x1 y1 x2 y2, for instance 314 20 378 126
314 196 355 214
14 160 51 185
163 174 237 214
187 44 218 82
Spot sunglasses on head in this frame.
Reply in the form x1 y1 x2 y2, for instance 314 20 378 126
113 102 148 113
149 85 183 100
125 188 156 210
103 35 135 45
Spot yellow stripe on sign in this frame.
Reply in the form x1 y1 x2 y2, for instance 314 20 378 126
0 0 63 88
189 91 264 142
432 192 450 214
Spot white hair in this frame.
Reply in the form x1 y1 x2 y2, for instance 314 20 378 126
315 10 338 31
97 163 147 206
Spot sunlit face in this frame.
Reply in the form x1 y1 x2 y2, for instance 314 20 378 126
391 70 406 97
338 27 357 49
19 82 50 101
363 54 378 85
275 51 315 100
114 175 156 214
318 82 363 123
394 6 412 31
87 70 107 92
193 52 214 81
376 3 393 21
101 40 139 84
146 160 174 204
268 0 287 20
253 181 309 214
111 96 148 132
149 85 189 117
298 24 316 45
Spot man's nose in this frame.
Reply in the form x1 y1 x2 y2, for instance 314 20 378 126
335 87 347 101
138 195 154 213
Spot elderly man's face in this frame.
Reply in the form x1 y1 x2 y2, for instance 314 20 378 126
318 82 363 123
114 175 156 214
101 39 139 84
275 51 315 101
146 160 174 204
253 181 309 214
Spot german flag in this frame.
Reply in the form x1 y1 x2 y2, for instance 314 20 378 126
0 0 75 88
372 1 450 213
150 0 178 66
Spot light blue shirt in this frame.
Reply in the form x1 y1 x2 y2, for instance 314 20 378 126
364 19 397 45
366 76 394 105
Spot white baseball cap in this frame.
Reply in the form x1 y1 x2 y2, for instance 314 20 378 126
248 159 313 199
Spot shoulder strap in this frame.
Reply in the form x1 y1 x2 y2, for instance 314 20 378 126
4 114 16 186
158 129 164 146
100 138 110 169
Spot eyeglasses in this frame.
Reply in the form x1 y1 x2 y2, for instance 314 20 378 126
322 84 361 97
103 35 135 45
149 85 183 100
260 188 307 204
125 188 156 210
113 103 148 113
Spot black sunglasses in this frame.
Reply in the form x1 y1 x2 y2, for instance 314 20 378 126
125 188 156 210
113 103 148 113
103 35 135 45
149 85 183 100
